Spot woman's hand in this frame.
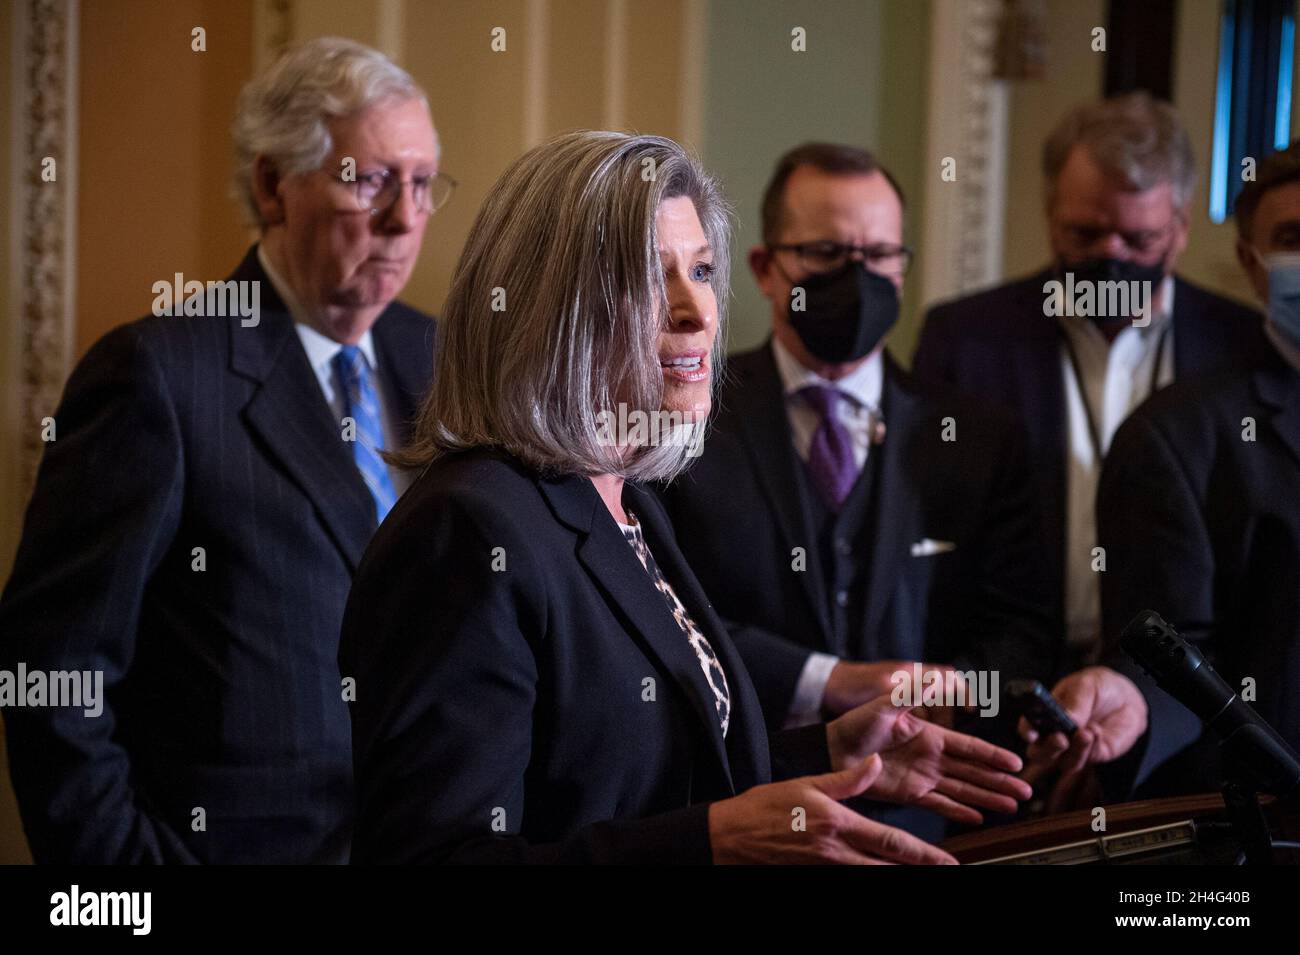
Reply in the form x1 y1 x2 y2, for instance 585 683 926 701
708 755 958 864
827 696 1032 825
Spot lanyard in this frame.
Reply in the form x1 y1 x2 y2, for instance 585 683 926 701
1059 322 1171 463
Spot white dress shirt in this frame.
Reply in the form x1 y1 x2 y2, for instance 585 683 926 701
770 337 885 727
257 245 411 497
771 336 883 472
1060 275 1175 653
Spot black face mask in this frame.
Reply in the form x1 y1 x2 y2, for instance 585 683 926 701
787 261 900 363
1057 257 1166 329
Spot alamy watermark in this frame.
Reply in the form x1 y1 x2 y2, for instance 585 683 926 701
1042 273 1152 327
152 273 260 327
50 885 150 935
0 664 103 717
889 665 1000 718
595 405 707 458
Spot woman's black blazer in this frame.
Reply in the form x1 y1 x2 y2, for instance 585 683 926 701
340 447 832 863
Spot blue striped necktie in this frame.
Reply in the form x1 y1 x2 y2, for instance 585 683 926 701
332 345 398 524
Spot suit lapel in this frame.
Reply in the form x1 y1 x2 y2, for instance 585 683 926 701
862 357 923 648
1022 275 1069 606
537 473 735 792
229 247 378 570
628 484 767 791
1254 356 1300 470
728 346 834 644
1172 278 1218 378
1037 329 1069 606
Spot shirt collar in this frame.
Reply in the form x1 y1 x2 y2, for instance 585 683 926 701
257 245 379 373
296 320 379 374
770 335 883 410
257 243 309 326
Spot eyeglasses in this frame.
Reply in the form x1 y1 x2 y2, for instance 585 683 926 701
326 169 457 216
769 240 913 277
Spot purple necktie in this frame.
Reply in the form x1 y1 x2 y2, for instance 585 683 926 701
801 385 858 509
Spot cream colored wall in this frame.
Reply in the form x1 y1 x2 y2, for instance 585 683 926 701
293 0 395 52
703 0 877 352
399 0 540 318
1001 0 1106 282
396 0 693 321
289 0 695 319
76 0 255 357
878 0 932 362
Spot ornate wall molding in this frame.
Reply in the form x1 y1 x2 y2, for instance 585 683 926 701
920 0 1009 307
13 0 79 499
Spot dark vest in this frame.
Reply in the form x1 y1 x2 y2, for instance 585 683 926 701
789 436 882 659
792 437 950 841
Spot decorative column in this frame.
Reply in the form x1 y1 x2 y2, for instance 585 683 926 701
11 0 79 498
919 0 1010 307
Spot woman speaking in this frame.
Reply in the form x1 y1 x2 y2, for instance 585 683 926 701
339 130 1030 863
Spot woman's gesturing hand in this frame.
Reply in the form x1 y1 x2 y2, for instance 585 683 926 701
827 696 1032 825
708 755 958 864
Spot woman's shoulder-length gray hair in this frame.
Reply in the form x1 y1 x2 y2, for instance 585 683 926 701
398 129 732 484
230 36 428 226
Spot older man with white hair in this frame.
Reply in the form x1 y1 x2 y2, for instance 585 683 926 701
0 37 443 863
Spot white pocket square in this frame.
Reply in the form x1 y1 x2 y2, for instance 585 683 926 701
910 538 956 557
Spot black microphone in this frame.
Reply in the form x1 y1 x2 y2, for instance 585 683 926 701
1120 609 1300 798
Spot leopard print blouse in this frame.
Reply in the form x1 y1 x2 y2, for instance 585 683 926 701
619 510 731 737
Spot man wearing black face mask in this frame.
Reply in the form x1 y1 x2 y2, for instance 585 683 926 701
658 143 1055 839
1017 142 1300 809
915 93 1265 674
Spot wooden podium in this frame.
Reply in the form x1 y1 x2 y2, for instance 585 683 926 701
941 793 1300 865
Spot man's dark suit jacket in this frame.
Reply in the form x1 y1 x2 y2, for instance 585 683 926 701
658 343 1056 732
1097 337 1300 797
340 448 833 864
913 270 1264 648
0 245 435 863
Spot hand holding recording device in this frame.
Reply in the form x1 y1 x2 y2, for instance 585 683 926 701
1005 679 1077 737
